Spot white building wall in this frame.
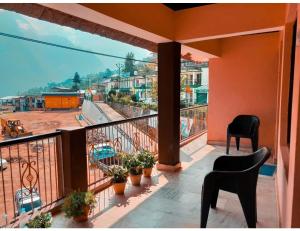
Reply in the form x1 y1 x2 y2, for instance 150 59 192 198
201 67 209 87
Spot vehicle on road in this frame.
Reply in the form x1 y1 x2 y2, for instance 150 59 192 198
0 158 8 170
1 118 32 138
89 142 116 163
15 188 42 216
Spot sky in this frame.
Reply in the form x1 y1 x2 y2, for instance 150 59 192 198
0 9 152 97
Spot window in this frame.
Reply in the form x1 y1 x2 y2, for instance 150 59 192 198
287 19 297 145
197 73 201 85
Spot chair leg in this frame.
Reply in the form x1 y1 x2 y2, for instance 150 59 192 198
238 190 257 228
226 134 231 154
201 186 212 228
235 137 240 151
211 189 219 209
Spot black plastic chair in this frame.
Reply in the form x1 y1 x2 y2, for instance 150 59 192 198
226 115 260 154
200 147 271 228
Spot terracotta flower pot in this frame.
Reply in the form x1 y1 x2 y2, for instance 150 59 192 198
113 182 127 195
143 167 153 177
129 174 142 186
73 206 90 222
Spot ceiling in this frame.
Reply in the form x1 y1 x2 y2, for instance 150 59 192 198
163 3 213 11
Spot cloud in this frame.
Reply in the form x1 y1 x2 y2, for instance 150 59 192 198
61 26 79 45
16 19 29 30
22 17 44 32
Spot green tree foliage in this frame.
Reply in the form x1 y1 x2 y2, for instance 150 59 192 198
123 52 136 76
72 72 81 91
104 68 113 78
139 64 153 77
151 80 158 102
131 94 138 102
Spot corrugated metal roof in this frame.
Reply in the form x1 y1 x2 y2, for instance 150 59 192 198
0 96 24 100
42 92 80 96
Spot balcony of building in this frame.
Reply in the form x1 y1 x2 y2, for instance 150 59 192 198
50 134 277 228
0 2 299 228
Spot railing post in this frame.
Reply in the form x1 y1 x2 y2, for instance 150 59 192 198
57 127 88 194
55 135 65 198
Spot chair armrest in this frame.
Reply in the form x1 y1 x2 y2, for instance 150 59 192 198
213 155 253 171
204 170 244 185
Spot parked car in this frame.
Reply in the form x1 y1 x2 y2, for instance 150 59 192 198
15 188 42 216
0 158 8 170
89 142 116 163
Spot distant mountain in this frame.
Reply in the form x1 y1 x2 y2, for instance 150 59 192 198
0 11 112 97
21 69 119 95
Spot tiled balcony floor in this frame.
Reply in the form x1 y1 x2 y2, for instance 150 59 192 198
52 134 278 228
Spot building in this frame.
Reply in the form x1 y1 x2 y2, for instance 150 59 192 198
0 95 44 111
42 92 80 109
102 75 157 103
24 95 44 111
180 66 209 107
1 3 300 228
0 96 24 112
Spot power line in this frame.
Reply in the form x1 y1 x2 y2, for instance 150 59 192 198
0 31 157 64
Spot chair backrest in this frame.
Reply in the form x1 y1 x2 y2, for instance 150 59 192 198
244 147 270 173
230 115 260 136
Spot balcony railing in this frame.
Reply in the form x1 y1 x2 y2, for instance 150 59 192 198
182 81 201 88
0 105 208 227
0 132 64 227
85 114 158 191
180 105 208 144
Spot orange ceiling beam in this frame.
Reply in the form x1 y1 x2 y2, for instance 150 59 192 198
80 3 175 41
174 3 286 43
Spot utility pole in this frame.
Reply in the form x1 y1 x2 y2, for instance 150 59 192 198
116 63 124 89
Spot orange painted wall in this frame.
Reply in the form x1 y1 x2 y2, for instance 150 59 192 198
275 3 298 227
186 39 222 57
289 10 300 226
207 32 280 154
285 4 300 227
44 96 79 109
175 4 286 41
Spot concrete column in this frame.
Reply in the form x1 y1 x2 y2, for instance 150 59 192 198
157 42 181 171
57 127 88 193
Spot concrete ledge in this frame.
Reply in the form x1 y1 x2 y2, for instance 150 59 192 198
156 162 182 172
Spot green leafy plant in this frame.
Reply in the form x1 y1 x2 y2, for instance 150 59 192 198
137 150 156 168
26 212 52 228
62 191 96 218
108 165 128 183
149 104 158 111
131 94 138 102
120 95 131 105
118 152 143 175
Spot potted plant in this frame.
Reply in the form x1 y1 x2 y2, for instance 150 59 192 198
119 152 143 186
25 212 52 228
137 150 156 177
108 165 128 195
62 191 96 222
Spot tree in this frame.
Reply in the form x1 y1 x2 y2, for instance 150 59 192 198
72 72 81 91
182 52 193 61
131 94 138 102
123 52 136 76
151 80 158 102
139 64 153 77
104 68 113 78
